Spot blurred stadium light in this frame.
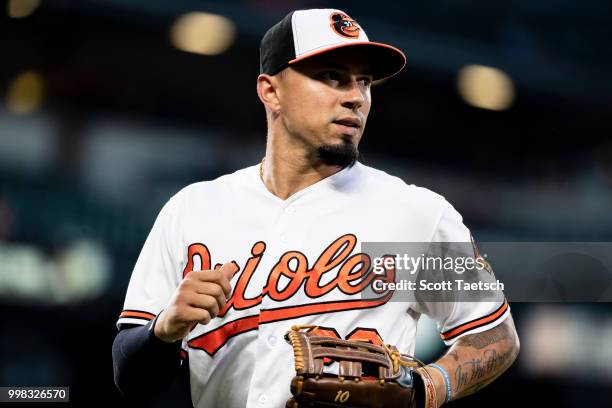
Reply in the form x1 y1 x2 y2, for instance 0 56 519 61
457 65 515 111
5 71 45 114
0 239 111 304
522 305 612 382
7 0 40 19
170 12 236 56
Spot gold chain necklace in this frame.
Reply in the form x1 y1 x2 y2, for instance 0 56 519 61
259 157 265 181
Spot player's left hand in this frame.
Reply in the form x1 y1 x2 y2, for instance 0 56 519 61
285 326 439 408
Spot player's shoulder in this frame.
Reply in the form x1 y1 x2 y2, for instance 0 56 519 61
167 164 258 206
356 162 461 231
181 164 256 194
356 162 446 205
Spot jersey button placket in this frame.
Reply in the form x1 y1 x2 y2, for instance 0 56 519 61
277 203 295 246
267 335 277 348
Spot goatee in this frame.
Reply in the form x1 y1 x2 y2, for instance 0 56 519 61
316 141 359 167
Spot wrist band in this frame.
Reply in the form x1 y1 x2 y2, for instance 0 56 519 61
429 363 452 403
416 367 437 408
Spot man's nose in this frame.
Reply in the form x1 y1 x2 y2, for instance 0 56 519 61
340 81 366 110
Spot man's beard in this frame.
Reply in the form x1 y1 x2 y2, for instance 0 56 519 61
316 140 359 167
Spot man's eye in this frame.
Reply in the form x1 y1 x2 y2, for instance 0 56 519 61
320 71 340 81
358 77 372 87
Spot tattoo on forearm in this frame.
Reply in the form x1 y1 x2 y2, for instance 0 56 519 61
453 348 517 396
456 323 512 350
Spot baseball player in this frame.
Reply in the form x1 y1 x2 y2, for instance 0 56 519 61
113 8 519 408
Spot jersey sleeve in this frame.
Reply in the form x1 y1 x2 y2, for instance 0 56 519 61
412 200 510 346
116 195 184 330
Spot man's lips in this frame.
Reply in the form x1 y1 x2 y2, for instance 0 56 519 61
333 117 362 128
332 118 362 136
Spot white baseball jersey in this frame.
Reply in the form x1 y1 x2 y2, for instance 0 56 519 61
117 162 509 408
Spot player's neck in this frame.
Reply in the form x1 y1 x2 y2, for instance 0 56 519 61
261 138 343 200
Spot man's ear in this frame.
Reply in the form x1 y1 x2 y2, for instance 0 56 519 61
257 74 281 113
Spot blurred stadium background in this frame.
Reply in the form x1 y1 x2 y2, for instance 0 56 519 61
1 0 611 406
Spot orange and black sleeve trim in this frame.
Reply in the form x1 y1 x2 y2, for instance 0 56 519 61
118 309 156 322
440 300 509 342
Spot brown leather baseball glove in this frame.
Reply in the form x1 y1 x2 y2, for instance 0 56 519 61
285 326 437 408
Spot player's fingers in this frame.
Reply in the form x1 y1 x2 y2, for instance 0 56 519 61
189 307 211 326
190 266 236 297
191 281 227 311
169 303 207 326
185 293 220 318
219 262 239 298
219 262 239 282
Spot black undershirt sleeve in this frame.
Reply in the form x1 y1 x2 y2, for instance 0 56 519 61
112 316 183 400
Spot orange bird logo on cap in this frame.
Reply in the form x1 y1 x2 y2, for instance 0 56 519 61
330 12 361 38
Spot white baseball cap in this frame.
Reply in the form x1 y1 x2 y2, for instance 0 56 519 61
259 9 406 80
